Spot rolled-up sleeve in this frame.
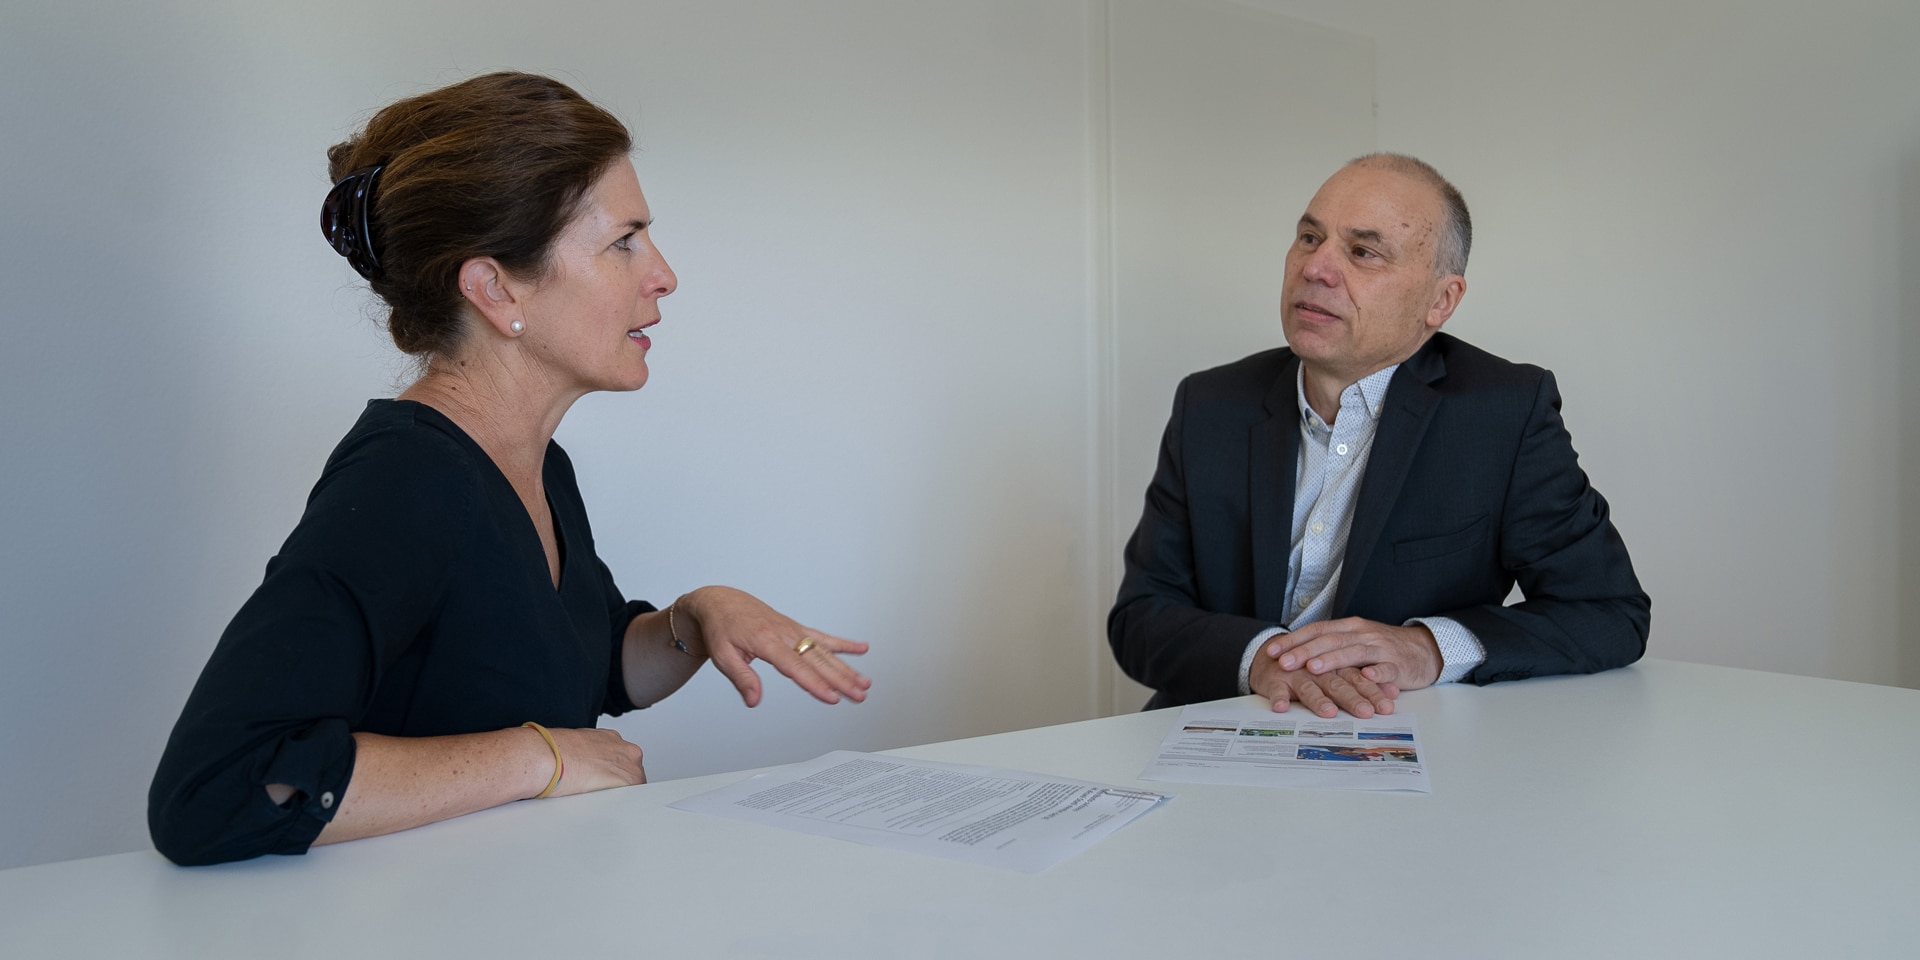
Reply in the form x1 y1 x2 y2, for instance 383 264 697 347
148 427 468 865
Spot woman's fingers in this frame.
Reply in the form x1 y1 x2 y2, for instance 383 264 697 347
702 626 866 707
818 634 870 656
793 631 871 698
706 644 766 707
772 633 868 705
681 586 871 707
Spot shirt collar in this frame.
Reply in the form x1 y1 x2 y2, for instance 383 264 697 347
1296 362 1400 428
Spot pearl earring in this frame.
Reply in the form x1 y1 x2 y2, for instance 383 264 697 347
510 320 525 334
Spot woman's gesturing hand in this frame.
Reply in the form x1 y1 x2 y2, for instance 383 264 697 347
677 586 871 708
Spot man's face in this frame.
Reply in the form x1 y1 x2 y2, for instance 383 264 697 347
1280 164 1463 383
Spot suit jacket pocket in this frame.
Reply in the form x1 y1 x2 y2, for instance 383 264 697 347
1393 514 1489 564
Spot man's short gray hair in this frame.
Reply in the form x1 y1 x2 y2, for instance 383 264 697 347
1349 153 1471 277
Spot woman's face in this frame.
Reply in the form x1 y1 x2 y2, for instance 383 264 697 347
516 157 677 395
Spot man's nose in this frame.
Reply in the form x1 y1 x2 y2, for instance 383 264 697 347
1299 243 1341 286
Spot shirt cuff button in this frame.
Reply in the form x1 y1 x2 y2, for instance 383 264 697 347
319 791 335 810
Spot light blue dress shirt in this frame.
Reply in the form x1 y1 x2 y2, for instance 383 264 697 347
1237 363 1486 694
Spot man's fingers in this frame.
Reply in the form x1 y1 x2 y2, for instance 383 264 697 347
1336 666 1379 701
1291 641 1381 676
1316 670 1376 719
1336 667 1395 716
1261 631 1308 659
1275 626 1364 670
1265 620 1343 659
1286 673 1339 718
1361 661 1402 686
1277 667 1401 720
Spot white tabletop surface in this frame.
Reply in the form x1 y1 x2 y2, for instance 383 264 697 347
4 659 1916 958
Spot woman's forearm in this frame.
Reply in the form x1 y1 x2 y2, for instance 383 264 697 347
622 599 709 708
303 728 553 845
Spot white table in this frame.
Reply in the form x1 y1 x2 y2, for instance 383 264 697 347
4 659 1915 958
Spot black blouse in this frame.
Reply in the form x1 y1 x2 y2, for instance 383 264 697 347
148 400 650 865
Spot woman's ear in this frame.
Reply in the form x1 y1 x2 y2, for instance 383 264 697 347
456 258 526 338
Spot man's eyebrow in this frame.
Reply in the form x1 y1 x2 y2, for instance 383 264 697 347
1299 214 1397 253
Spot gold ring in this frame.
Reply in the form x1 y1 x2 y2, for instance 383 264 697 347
793 636 818 655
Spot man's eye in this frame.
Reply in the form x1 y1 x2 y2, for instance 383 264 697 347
613 235 634 251
1352 246 1376 259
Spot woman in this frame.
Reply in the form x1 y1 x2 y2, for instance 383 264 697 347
148 72 869 866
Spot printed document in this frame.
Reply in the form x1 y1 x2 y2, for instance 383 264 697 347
671 750 1172 873
1139 701 1431 793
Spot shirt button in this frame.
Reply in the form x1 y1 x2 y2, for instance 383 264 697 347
319 791 335 810
1335 443 1349 456
1310 522 1325 535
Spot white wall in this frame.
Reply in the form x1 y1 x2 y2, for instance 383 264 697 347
1244 0 1920 689
0 0 1373 869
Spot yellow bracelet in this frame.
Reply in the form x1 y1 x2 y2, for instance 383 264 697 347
522 721 564 799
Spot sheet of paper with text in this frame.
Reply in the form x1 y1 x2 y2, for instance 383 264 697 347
672 751 1173 873
1140 701 1431 793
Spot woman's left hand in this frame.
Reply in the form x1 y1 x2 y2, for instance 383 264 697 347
678 586 871 708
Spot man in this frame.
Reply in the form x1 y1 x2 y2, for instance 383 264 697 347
1108 154 1648 717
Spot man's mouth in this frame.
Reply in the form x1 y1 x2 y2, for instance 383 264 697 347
1293 302 1342 324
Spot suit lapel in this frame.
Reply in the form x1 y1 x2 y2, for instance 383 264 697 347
1249 354 1300 622
1334 339 1446 616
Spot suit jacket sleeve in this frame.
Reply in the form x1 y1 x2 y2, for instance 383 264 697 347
1444 370 1650 683
1108 378 1274 705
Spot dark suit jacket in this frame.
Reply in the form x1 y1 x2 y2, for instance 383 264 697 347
1108 333 1649 709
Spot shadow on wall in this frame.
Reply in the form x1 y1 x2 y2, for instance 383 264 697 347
1904 151 1920 690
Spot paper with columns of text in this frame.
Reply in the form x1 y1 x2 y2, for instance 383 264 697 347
1140 700 1431 792
671 750 1172 873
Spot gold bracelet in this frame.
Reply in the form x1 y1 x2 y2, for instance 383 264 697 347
666 602 697 657
522 721 564 799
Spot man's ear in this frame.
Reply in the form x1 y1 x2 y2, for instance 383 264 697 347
456 258 526 338
1425 274 1467 331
